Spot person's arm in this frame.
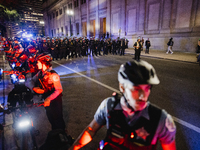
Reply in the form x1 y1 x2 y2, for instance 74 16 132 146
69 119 102 150
133 42 137 48
44 73 63 106
161 140 176 150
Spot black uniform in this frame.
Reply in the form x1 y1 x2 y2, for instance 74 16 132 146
82 41 87 56
133 41 142 60
33 70 66 130
51 42 57 60
59 41 66 60
96 40 102 56
89 39 95 56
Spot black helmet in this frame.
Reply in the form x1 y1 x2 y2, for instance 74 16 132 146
27 45 37 54
118 60 159 86
37 54 52 67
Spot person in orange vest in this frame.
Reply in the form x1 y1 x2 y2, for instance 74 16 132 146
32 54 66 131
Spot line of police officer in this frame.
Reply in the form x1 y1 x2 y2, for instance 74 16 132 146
30 36 129 60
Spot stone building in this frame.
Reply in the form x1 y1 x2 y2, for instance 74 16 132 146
42 0 200 52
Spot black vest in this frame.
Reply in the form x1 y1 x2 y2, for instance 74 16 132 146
103 95 162 150
37 70 58 99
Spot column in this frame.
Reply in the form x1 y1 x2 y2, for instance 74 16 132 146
120 0 126 37
79 0 82 36
106 0 111 37
86 0 90 37
95 0 100 38
72 1 76 36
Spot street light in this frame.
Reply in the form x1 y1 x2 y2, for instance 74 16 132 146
67 10 73 36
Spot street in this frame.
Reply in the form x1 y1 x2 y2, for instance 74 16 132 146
1 53 200 150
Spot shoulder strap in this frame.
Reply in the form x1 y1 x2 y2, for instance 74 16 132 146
50 70 57 74
107 93 120 113
148 104 162 143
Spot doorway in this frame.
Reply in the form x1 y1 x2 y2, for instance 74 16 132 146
100 18 106 38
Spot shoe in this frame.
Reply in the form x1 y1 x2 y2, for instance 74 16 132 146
166 52 168 54
171 52 173 54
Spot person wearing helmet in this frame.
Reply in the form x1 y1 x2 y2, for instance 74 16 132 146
32 55 66 131
69 60 176 150
133 38 143 60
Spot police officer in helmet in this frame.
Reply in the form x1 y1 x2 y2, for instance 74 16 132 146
32 54 66 131
69 60 176 150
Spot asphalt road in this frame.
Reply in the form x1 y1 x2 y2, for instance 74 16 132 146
2 53 200 150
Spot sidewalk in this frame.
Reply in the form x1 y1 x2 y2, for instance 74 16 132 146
125 48 197 63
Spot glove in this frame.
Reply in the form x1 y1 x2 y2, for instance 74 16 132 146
44 98 51 107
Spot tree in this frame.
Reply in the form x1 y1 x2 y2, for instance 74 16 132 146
0 4 21 37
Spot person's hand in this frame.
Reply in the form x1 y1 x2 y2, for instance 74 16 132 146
44 98 51 107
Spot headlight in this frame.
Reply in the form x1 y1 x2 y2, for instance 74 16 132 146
11 74 17 79
18 119 31 128
19 79 25 83
11 63 15 69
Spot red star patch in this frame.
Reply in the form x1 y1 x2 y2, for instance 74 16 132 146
135 127 149 141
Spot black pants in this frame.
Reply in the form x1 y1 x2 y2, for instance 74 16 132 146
135 49 141 60
45 94 66 130
145 46 150 54
120 48 125 55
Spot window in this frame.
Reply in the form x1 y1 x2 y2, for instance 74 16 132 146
76 23 79 35
49 14 52 20
59 9 62 15
56 11 58 17
81 0 86 4
77 0 79 7
74 1 77 8
53 13 55 18
68 3 72 9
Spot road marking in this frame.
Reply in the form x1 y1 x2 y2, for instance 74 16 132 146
53 61 200 134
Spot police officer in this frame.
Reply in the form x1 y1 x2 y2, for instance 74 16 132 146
68 38 74 58
35 38 42 53
41 38 49 54
120 38 126 56
103 39 108 55
95 38 101 56
75 38 81 57
64 39 69 60
116 37 121 55
107 38 112 54
133 38 142 60
54 38 60 60
89 37 95 56
32 55 66 131
112 39 117 55
69 60 176 150
47 38 52 54
85 37 89 55
81 39 87 57
59 38 66 60
50 38 57 61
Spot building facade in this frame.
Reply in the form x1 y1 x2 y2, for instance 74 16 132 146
6 0 45 38
42 0 200 52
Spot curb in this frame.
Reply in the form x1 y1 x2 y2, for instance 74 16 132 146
125 52 197 64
